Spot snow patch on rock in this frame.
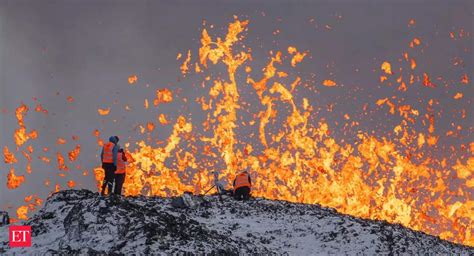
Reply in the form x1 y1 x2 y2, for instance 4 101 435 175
0 189 472 255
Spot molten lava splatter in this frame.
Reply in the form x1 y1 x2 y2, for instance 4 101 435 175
14 104 37 147
57 137 67 145
381 61 393 75
68 145 81 162
102 18 472 246
322 80 336 87
16 206 28 220
57 152 69 171
154 89 173 106
461 74 469 84
7 168 25 189
98 108 111 116
67 180 75 188
287 46 307 67
453 93 463 100
3 146 17 164
128 74 138 84
423 73 437 88
180 50 192 76
158 113 170 125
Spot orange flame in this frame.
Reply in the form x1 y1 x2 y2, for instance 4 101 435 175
67 180 75 188
158 113 169 125
287 46 307 67
154 88 173 106
88 18 473 246
3 146 17 164
7 167 25 189
16 205 28 220
0 17 470 247
381 61 393 75
322 79 337 87
14 104 37 147
98 108 110 116
57 152 69 171
453 93 463 100
57 137 67 145
147 122 155 132
68 145 81 162
423 73 436 88
128 74 138 84
180 50 191 75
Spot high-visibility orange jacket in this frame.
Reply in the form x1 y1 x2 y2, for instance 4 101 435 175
115 152 127 174
233 172 251 192
102 142 115 164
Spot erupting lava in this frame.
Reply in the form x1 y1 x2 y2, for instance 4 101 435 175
2 17 472 246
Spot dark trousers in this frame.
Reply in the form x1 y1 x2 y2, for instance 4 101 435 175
114 173 126 195
2 215 9 225
234 186 250 200
101 163 116 195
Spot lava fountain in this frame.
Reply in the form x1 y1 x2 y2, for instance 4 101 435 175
3 17 472 246
111 18 472 246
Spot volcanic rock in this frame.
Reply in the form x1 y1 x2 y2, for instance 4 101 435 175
0 189 472 255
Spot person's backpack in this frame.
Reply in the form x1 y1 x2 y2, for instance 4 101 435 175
170 192 199 209
182 193 197 208
171 197 187 208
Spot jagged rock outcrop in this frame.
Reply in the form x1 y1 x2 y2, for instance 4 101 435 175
0 189 472 255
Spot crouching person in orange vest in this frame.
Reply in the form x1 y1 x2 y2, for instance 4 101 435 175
114 148 128 195
233 171 251 200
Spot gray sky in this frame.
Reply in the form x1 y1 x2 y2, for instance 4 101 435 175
0 0 472 218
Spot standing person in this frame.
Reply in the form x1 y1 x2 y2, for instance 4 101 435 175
114 148 127 195
233 170 252 200
4 212 9 225
0 211 9 226
100 136 120 196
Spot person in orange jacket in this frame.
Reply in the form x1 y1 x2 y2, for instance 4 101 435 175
100 136 120 195
233 170 251 200
114 148 128 195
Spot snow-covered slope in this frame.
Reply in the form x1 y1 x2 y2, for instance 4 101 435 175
0 189 472 255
